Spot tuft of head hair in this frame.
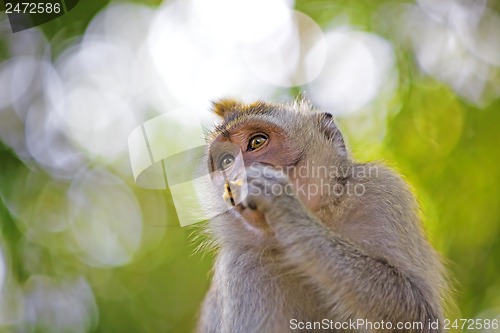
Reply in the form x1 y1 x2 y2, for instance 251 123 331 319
212 99 243 117
212 99 274 118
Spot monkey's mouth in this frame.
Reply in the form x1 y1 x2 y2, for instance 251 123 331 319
222 179 270 231
222 179 242 206
226 182 235 205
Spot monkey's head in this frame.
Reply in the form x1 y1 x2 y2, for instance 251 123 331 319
203 99 351 243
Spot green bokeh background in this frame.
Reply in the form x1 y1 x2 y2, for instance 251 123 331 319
1 0 500 332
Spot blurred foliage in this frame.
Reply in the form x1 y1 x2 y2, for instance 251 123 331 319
1 0 500 332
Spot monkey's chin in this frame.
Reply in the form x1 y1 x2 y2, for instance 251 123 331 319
234 205 272 235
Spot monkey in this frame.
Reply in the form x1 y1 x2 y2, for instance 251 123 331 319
195 99 447 333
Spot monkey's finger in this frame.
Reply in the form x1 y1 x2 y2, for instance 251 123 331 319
240 182 265 211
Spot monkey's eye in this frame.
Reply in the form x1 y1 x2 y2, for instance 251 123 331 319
247 134 268 151
219 153 235 170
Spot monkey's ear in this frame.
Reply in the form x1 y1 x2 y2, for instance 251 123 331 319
319 113 347 157
212 99 242 117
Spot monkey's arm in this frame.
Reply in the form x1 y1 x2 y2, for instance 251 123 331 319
243 166 442 332
196 283 221 333
272 209 439 329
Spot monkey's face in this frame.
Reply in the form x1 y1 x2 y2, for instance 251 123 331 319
208 119 303 232
204 99 349 237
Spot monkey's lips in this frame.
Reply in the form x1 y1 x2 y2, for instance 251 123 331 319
234 203 270 232
222 179 243 206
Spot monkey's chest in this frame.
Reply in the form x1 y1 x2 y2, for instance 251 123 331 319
217 258 331 333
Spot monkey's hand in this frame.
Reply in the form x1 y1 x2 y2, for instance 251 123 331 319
242 166 442 333
242 164 300 215
241 164 324 240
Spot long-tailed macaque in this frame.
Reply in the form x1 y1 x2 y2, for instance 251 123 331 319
196 99 447 333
